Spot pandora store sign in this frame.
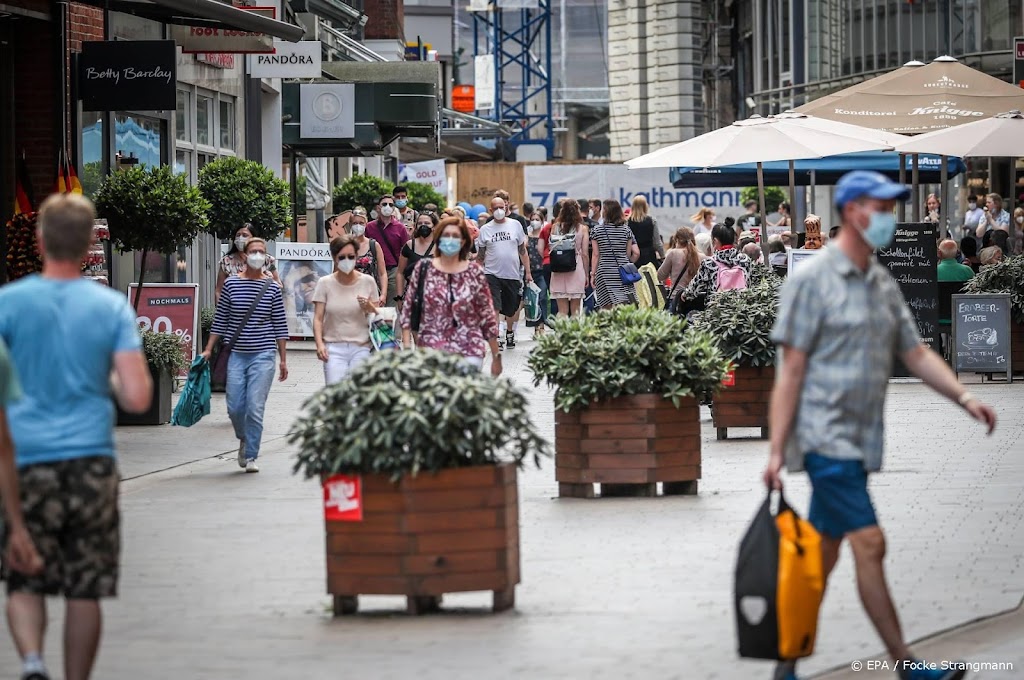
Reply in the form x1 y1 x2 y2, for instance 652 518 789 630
247 41 321 78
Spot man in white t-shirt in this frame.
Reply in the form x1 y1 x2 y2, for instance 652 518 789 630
476 195 533 349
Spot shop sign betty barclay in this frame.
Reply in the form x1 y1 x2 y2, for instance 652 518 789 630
79 40 177 111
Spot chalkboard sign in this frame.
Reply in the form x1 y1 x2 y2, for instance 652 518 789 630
876 222 940 353
951 294 1013 381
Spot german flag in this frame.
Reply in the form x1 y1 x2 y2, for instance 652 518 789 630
55 148 83 195
14 152 34 215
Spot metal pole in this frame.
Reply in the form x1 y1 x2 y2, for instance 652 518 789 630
940 155 949 240
789 160 797 232
1010 157 1018 252
810 169 817 215
912 154 921 221
758 162 770 263
898 153 907 221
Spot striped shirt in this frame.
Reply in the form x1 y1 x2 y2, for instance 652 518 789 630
211 277 289 352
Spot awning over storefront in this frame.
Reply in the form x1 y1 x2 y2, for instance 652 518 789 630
79 0 306 41
288 0 364 31
282 62 441 157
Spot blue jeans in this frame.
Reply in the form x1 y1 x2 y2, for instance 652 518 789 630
226 349 277 460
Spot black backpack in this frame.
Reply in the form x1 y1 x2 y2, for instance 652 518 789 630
550 232 578 273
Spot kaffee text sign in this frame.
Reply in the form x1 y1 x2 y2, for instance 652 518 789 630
79 40 177 112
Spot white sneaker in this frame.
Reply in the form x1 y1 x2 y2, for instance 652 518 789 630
237 440 246 468
245 459 259 473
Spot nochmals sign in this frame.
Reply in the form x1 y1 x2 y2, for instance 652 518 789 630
79 40 177 112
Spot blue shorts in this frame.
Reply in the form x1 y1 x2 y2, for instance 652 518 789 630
805 453 878 540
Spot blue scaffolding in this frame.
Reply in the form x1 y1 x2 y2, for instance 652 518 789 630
471 1 553 158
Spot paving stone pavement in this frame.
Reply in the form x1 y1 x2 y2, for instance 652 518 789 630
1 336 1022 679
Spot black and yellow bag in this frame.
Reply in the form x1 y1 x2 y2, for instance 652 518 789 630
735 491 823 660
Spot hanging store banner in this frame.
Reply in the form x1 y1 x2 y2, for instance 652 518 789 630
523 164 746 240
474 54 495 110
398 159 447 193
1015 36 1024 88
276 243 333 337
170 7 276 54
300 83 355 139
79 40 177 112
126 283 199 378
247 40 321 78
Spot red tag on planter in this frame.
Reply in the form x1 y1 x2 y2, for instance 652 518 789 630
722 369 736 387
323 474 363 522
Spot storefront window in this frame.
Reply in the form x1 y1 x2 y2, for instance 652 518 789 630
114 114 162 168
80 111 104 198
197 94 213 146
219 99 234 150
176 90 190 143
174 149 191 176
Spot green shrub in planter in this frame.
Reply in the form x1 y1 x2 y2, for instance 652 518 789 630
528 306 731 412
140 328 190 376
199 157 291 240
962 255 1024 325
200 306 215 336
290 350 549 480
331 174 394 212
748 262 783 289
402 181 446 211
691 278 781 368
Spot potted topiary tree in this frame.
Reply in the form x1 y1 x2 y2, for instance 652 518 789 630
692 271 783 440
290 350 549 616
402 181 446 212
529 306 730 498
963 255 1024 372
199 157 291 240
117 328 189 426
94 165 209 310
331 174 394 212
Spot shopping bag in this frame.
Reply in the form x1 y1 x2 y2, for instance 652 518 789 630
171 356 211 427
735 491 823 660
369 308 400 351
524 281 543 322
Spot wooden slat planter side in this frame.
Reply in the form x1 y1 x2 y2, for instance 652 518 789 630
555 395 701 498
324 464 519 615
712 365 775 439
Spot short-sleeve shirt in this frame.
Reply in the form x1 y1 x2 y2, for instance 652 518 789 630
770 245 921 473
476 219 527 280
311 273 379 345
210 277 289 352
0 339 23 407
0 275 142 467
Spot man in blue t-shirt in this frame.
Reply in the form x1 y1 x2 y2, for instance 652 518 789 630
0 193 152 680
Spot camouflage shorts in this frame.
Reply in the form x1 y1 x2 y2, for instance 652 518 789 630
3 456 120 599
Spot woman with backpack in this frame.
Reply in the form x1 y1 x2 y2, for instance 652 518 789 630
398 216 502 375
590 200 639 310
627 195 664 268
347 206 389 307
526 210 549 336
548 199 590 318
658 227 702 310
395 211 438 305
680 224 753 306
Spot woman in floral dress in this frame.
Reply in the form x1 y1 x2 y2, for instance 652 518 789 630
399 216 501 375
347 206 388 307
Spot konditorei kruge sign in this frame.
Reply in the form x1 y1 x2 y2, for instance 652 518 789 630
299 83 355 139
79 40 177 112
247 40 321 78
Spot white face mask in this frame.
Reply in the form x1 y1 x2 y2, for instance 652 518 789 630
369 210 378 220
349 223 366 237
1017 216 1024 225
380 205 394 217
246 252 267 270
492 208 506 221
337 258 356 274
234 236 249 251
968 203 977 210
530 220 542 232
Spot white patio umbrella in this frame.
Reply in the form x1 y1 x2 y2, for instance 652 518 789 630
626 113 908 258
896 110 1024 243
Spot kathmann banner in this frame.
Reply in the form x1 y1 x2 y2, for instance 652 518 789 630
523 165 745 236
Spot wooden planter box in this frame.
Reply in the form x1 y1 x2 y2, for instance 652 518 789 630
116 363 172 426
1012 322 1024 376
712 365 774 440
554 394 701 498
324 464 520 616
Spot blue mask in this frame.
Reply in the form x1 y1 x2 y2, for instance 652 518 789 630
395 199 408 209
862 211 897 249
438 236 462 256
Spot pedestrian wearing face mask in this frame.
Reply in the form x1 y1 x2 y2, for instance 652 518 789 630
764 170 996 680
216 223 281 301
396 211 439 304
400 216 502 375
347 206 388 308
393 185 418 234
202 238 289 474
961 195 984 242
312 235 380 385
476 196 533 349
365 194 411 307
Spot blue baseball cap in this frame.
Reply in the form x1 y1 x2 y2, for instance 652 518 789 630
834 171 911 210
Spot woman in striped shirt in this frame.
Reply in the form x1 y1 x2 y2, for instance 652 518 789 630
202 238 289 473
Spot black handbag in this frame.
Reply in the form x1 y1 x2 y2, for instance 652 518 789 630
407 259 430 333
211 279 274 386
